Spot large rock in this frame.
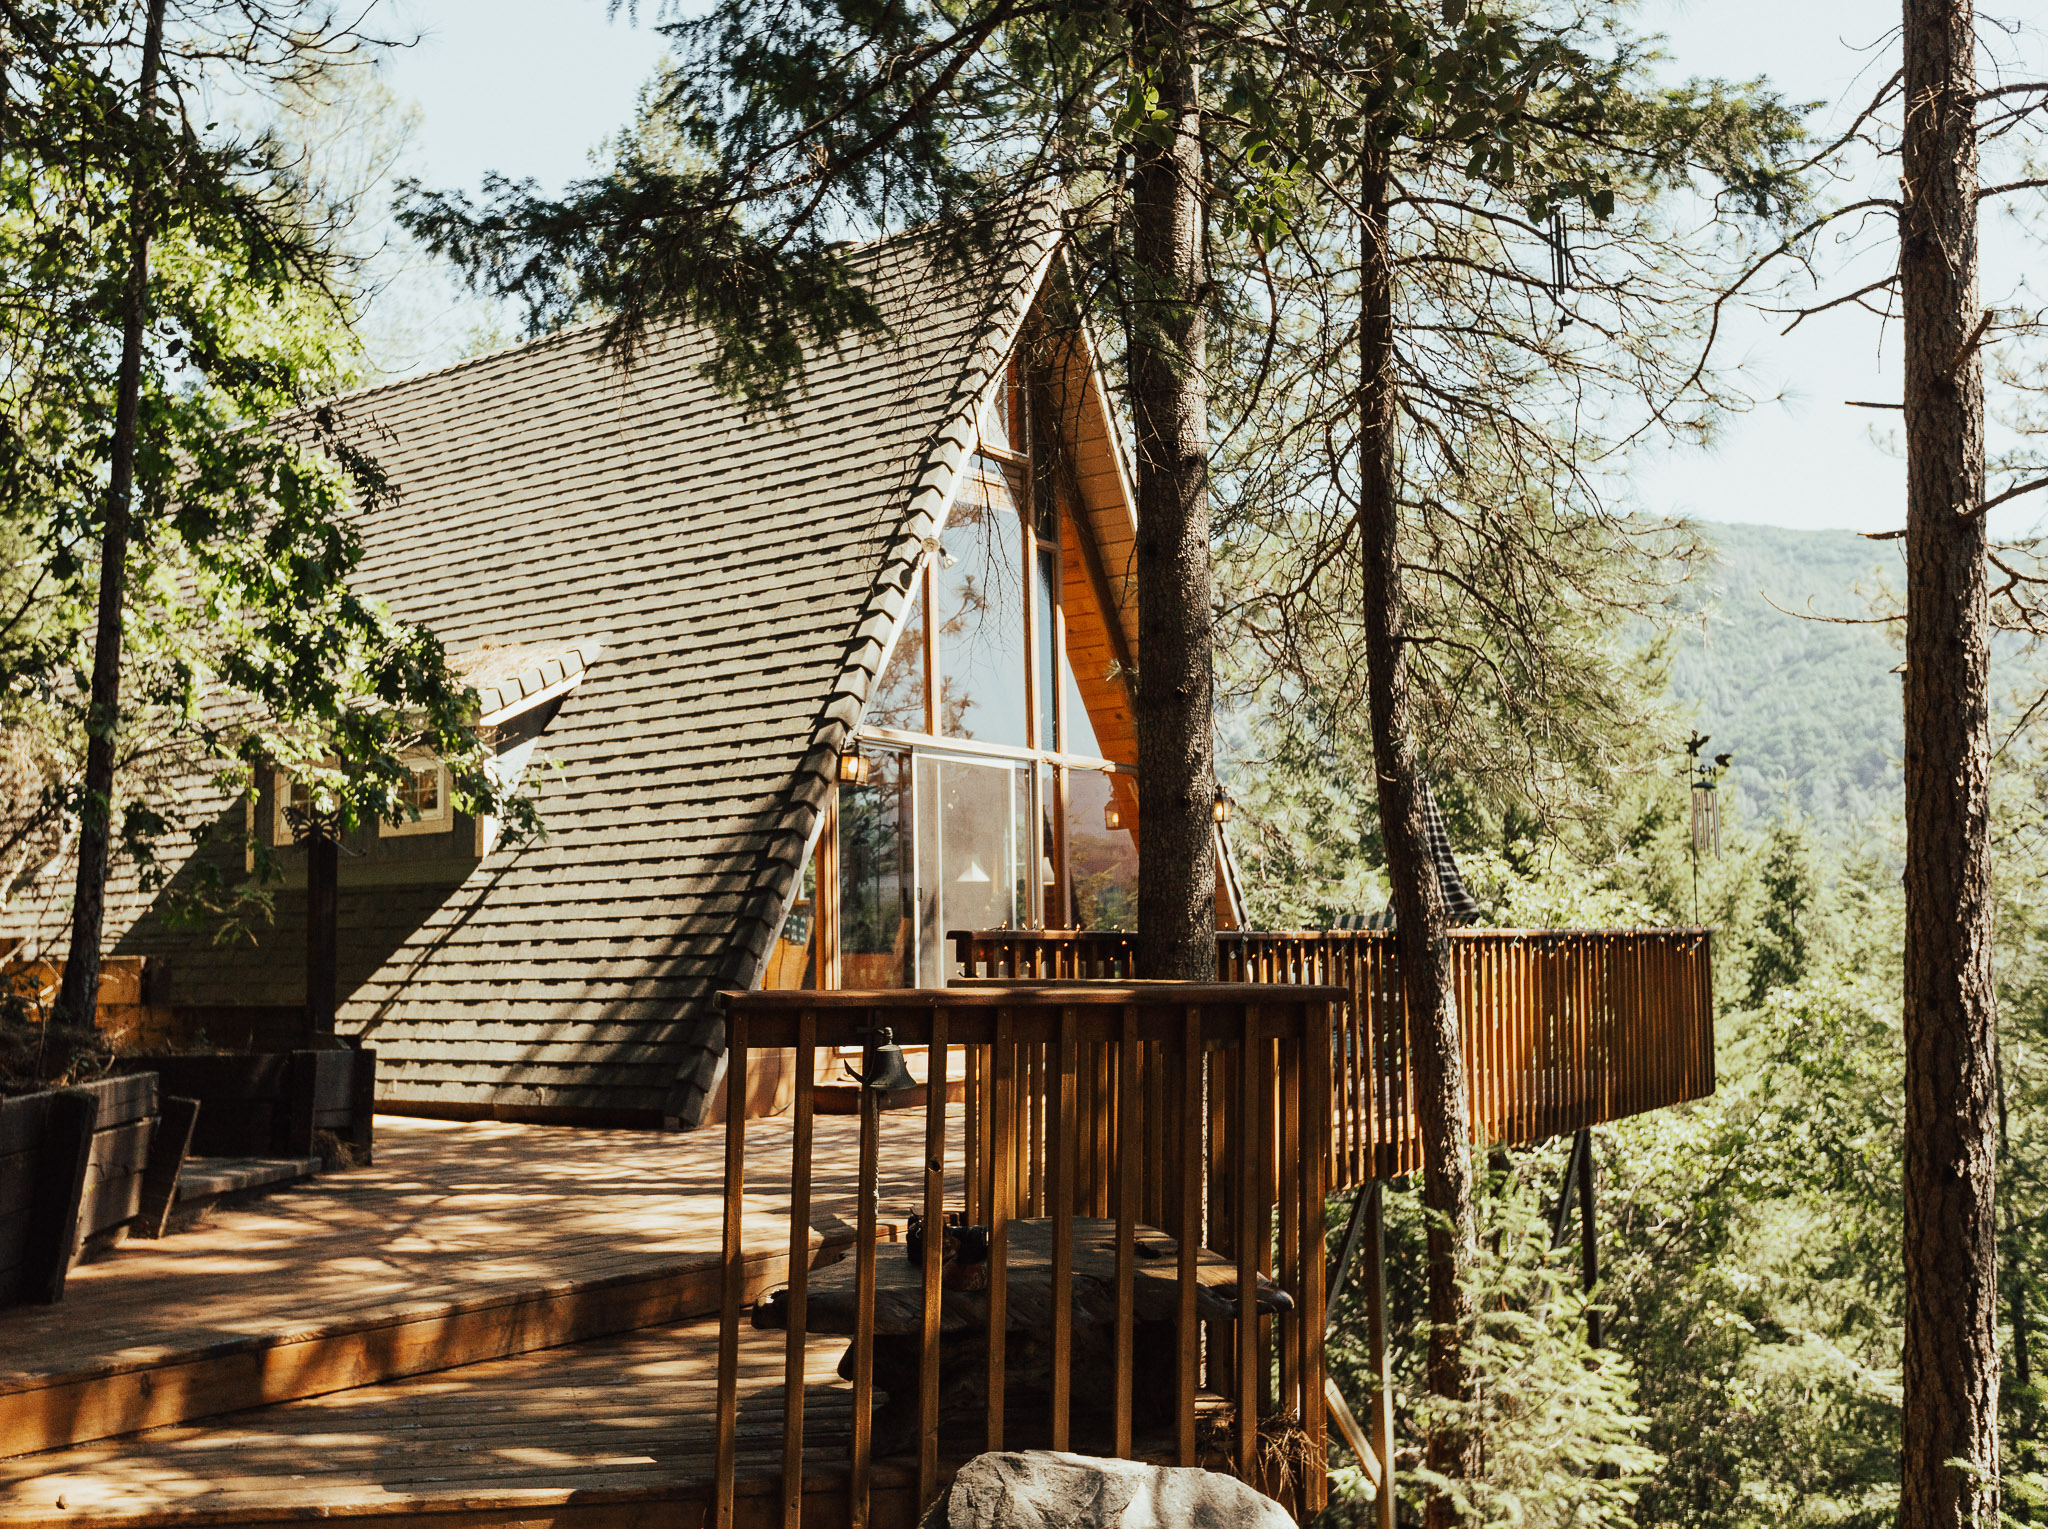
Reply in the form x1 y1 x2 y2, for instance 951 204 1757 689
933 1450 1296 1529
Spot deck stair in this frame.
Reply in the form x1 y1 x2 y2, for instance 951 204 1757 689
0 1115 900 1461
0 1306 956 1529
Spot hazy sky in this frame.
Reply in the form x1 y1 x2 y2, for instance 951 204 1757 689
372 0 2045 538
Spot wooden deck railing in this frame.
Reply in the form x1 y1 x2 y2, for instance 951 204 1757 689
951 927 1716 1187
715 983 1341 1526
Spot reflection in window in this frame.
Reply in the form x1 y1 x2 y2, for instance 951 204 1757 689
398 765 444 820
1036 545 1057 750
1060 645 1106 763
938 460 1028 748
916 755 1030 983
764 852 819 989
1063 769 1138 931
1039 762 1058 928
840 749 913 988
868 570 928 733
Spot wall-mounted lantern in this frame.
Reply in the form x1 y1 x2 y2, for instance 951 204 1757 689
1104 800 1123 831
1212 784 1235 825
837 746 870 786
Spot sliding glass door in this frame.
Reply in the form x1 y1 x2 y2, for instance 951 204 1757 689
914 754 1030 985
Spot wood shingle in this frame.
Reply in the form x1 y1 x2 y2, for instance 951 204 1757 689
5 216 1066 1128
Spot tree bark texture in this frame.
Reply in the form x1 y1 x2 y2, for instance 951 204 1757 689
1354 147 1478 1526
56 0 165 1031
1900 0 2000 1523
1125 0 1217 983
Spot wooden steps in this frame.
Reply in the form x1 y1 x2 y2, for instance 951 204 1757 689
0 1310 1199 1529
0 1210 853 1458
0 1113 928 1458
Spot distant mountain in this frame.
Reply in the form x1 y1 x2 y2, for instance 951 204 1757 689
1669 523 1905 829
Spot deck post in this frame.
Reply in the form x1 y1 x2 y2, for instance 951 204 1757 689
1364 1179 1395 1529
305 826 338 1038
1576 1127 1602 1348
1548 1128 1585 1250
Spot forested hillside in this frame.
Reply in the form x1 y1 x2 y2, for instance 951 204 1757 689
1669 523 1905 830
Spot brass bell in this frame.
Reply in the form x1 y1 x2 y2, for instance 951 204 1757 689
847 1026 918 1093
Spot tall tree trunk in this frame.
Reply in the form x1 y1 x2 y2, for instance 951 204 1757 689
1900 0 1999 1523
1125 0 1216 983
1355 145 1478 1526
55 0 166 1031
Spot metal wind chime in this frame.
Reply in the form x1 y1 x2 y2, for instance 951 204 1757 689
1685 732 1732 920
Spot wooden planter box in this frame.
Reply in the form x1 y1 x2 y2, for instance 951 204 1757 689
119 1049 374 1160
0 1072 159 1307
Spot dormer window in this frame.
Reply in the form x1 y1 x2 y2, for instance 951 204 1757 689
381 759 452 837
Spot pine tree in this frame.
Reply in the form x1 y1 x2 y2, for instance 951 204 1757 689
400 8 1806 1513
2 3 535 1039
1899 0 1998 1519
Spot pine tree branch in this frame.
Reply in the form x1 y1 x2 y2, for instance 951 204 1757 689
1979 475 2048 516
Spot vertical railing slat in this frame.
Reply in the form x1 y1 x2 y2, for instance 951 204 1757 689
1114 1005 1140 1459
1278 1027 1302 1444
986 1013 1013 1452
966 1042 983 1226
1051 1005 1078 1450
780 1014 815 1529
715 1017 748 1529
850 1028 880 1529
1302 999 1331 1518
1237 1003 1262 1487
917 1015 950 1510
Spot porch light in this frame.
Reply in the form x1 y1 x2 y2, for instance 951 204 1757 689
1103 801 1122 831
837 746 870 785
1212 784 1235 824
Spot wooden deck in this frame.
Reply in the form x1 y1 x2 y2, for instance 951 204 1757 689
0 1313 878 1528
0 1107 1198 1529
0 1308 1203 1529
0 1112 947 1461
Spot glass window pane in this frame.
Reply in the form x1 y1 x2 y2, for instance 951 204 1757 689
868 569 928 733
839 749 913 989
765 849 819 989
1038 762 1058 929
1036 546 1057 751
1063 769 1138 931
917 755 1029 982
938 461 1029 748
980 388 1011 453
1061 644 1106 762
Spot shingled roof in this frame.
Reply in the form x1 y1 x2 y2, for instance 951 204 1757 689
20 215 1071 1128
359 220 1068 1125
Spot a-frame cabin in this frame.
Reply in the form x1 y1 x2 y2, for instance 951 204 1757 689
0 214 1237 1130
